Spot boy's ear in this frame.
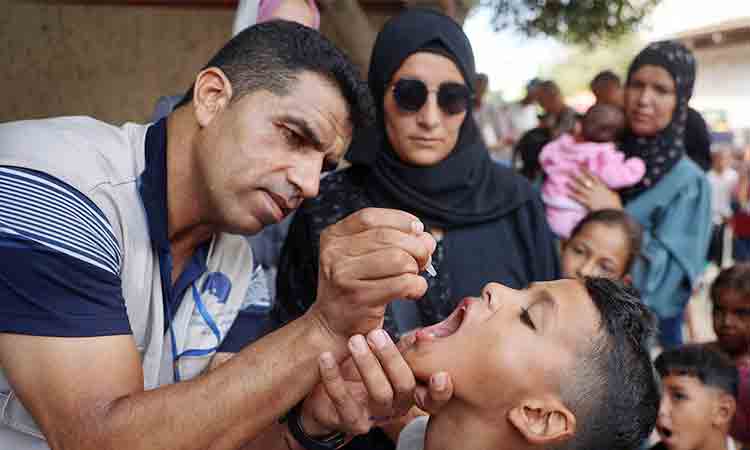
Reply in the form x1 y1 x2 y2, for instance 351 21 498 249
712 392 736 428
508 398 576 446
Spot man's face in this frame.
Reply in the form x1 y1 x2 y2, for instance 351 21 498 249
195 71 352 235
656 375 723 450
711 151 732 173
402 280 601 416
713 288 750 357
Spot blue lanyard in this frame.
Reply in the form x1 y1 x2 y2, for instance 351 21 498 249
168 282 223 382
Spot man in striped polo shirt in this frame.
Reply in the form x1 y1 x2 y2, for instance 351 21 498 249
0 21 443 450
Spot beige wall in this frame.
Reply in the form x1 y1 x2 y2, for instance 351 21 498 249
2 0 234 124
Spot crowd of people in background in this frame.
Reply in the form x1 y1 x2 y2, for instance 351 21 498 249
3 4 750 450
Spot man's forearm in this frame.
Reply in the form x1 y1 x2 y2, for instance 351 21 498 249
91 313 345 450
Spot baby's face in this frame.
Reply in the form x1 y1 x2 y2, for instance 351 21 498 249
401 280 601 413
582 112 625 143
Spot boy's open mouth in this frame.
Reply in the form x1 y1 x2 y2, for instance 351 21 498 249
656 425 672 439
416 298 473 340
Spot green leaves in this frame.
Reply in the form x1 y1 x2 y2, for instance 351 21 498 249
484 0 662 46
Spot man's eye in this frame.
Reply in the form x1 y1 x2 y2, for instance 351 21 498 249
281 127 305 148
521 307 536 330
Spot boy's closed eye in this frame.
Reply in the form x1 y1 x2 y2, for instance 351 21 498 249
520 306 536 330
669 388 689 402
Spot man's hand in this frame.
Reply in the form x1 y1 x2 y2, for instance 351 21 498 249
301 330 416 436
299 329 454 440
309 208 436 339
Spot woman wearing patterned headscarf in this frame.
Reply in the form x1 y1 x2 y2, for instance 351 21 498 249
569 41 711 348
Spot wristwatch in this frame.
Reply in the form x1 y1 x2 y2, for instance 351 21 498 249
285 401 348 450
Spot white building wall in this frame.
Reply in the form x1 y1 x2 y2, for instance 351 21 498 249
689 42 750 133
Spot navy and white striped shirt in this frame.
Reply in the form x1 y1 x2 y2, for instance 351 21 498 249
0 167 130 337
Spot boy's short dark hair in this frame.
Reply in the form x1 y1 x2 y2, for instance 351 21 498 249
655 344 739 398
176 20 374 130
555 277 659 450
710 263 750 304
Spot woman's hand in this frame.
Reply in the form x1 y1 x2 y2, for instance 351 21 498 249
568 167 623 211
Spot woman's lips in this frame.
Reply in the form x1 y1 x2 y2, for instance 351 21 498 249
409 136 442 146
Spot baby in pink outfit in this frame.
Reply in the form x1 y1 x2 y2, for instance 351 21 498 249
540 104 646 238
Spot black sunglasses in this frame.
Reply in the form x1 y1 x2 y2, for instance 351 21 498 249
391 78 472 115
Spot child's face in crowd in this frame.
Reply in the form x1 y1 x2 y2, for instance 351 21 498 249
713 288 750 357
561 222 630 280
656 374 734 450
401 280 600 447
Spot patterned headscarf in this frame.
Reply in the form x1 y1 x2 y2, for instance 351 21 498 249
620 40 697 201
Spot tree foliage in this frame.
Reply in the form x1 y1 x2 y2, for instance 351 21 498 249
484 0 661 46
543 33 643 95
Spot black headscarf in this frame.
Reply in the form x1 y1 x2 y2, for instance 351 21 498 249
620 40 697 201
347 8 526 229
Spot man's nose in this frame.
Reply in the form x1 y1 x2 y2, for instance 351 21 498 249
289 157 323 200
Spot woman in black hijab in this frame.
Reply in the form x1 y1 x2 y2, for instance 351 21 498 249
570 41 711 349
277 7 557 337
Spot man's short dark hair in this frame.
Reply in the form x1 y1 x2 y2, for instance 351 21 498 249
176 20 373 129
655 344 738 398
590 70 621 89
538 80 560 96
555 278 659 450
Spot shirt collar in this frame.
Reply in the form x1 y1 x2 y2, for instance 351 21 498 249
139 118 170 253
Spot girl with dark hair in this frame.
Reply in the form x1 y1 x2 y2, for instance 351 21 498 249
708 264 750 448
561 209 642 283
567 41 712 348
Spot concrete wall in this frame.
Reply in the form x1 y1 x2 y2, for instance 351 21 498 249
2 0 234 124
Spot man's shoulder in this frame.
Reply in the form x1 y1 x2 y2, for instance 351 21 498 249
0 116 149 193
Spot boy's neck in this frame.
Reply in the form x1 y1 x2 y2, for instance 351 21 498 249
424 409 516 450
691 431 730 450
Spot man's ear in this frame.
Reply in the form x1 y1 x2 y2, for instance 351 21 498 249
508 399 576 446
712 392 736 428
622 274 633 285
192 67 234 128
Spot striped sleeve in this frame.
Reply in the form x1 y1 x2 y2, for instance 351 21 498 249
0 167 131 337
